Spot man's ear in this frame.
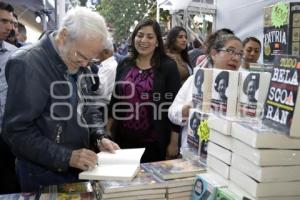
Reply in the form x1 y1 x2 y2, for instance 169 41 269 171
57 27 68 45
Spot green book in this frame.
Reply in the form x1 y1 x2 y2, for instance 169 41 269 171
215 187 250 200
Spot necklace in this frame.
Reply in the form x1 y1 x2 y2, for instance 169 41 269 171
136 58 152 71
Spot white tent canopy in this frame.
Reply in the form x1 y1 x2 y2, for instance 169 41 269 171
216 0 299 62
158 0 298 62
158 0 193 11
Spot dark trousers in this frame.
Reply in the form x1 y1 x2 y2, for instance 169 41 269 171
0 135 20 194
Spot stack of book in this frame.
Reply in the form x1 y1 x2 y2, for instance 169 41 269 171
207 117 235 180
93 169 166 200
40 182 95 200
165 177 195 199
228 122 300 199
204 54 300 199
142 158 206 199
185 67 214 162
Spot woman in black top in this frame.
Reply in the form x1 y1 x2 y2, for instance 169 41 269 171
108 19 181 162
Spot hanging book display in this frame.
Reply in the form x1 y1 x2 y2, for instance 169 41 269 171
263 54 300 137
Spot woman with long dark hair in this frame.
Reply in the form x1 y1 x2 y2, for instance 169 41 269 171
165 26 192 84
107 19 181 162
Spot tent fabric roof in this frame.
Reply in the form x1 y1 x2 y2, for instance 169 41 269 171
3 0 53 12
158 0 193 11
2 0 56 30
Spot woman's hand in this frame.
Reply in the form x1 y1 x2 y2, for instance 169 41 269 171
166 131 179 159
182 104 191 122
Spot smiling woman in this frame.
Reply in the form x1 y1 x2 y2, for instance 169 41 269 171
107 18 182 163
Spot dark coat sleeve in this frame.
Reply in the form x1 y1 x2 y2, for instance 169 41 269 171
156 57 181 134
2 57 72 172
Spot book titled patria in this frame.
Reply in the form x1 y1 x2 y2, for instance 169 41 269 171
79 148 145 181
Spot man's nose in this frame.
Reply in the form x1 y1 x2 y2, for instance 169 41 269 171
5 23 13 32
79 60 89 67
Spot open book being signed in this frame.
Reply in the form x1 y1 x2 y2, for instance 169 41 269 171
79 148 145 181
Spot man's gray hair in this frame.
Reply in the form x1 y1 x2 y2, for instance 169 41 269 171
103 38 114 51
60 7 109 41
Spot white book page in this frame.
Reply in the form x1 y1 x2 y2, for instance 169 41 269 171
98 148 145 165
80 164 139 180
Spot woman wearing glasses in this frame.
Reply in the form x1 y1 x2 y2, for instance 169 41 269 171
168 30 243 155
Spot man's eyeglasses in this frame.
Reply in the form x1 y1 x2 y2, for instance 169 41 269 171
218 48 243 58
74 51 100 64
0 18 17 27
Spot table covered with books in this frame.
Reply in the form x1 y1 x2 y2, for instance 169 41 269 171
0 158 207 200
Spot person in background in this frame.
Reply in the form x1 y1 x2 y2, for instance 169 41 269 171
5 13 22 48
188 38 203 68
196 28 234 67
97 37 118 104
168 33 243 153
16 22 27 44
107 18 181 163
0 2 19 194
118 38 128 56
165 26 192 84
113 43 125 63
2 7 119 192
241 37 261 70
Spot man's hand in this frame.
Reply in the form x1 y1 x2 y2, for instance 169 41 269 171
98 138 120 153
69 149 98 171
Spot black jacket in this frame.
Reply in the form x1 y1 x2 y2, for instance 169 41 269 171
2 32 106 173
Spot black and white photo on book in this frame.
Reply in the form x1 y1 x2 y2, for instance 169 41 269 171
238 71 271 119
192 68 213 112
211 70 229 114
187 109 210 160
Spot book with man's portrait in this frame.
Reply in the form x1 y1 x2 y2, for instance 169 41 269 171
187 109 209 160
210 69 239 117
237 71 271 119
192 67 213 112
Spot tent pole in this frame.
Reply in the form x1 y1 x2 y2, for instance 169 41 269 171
156 2 160 23
57 0 65 27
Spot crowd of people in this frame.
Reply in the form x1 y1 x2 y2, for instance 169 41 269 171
0 2 262 194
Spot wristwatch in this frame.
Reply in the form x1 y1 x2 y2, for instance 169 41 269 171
96 134 111 147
